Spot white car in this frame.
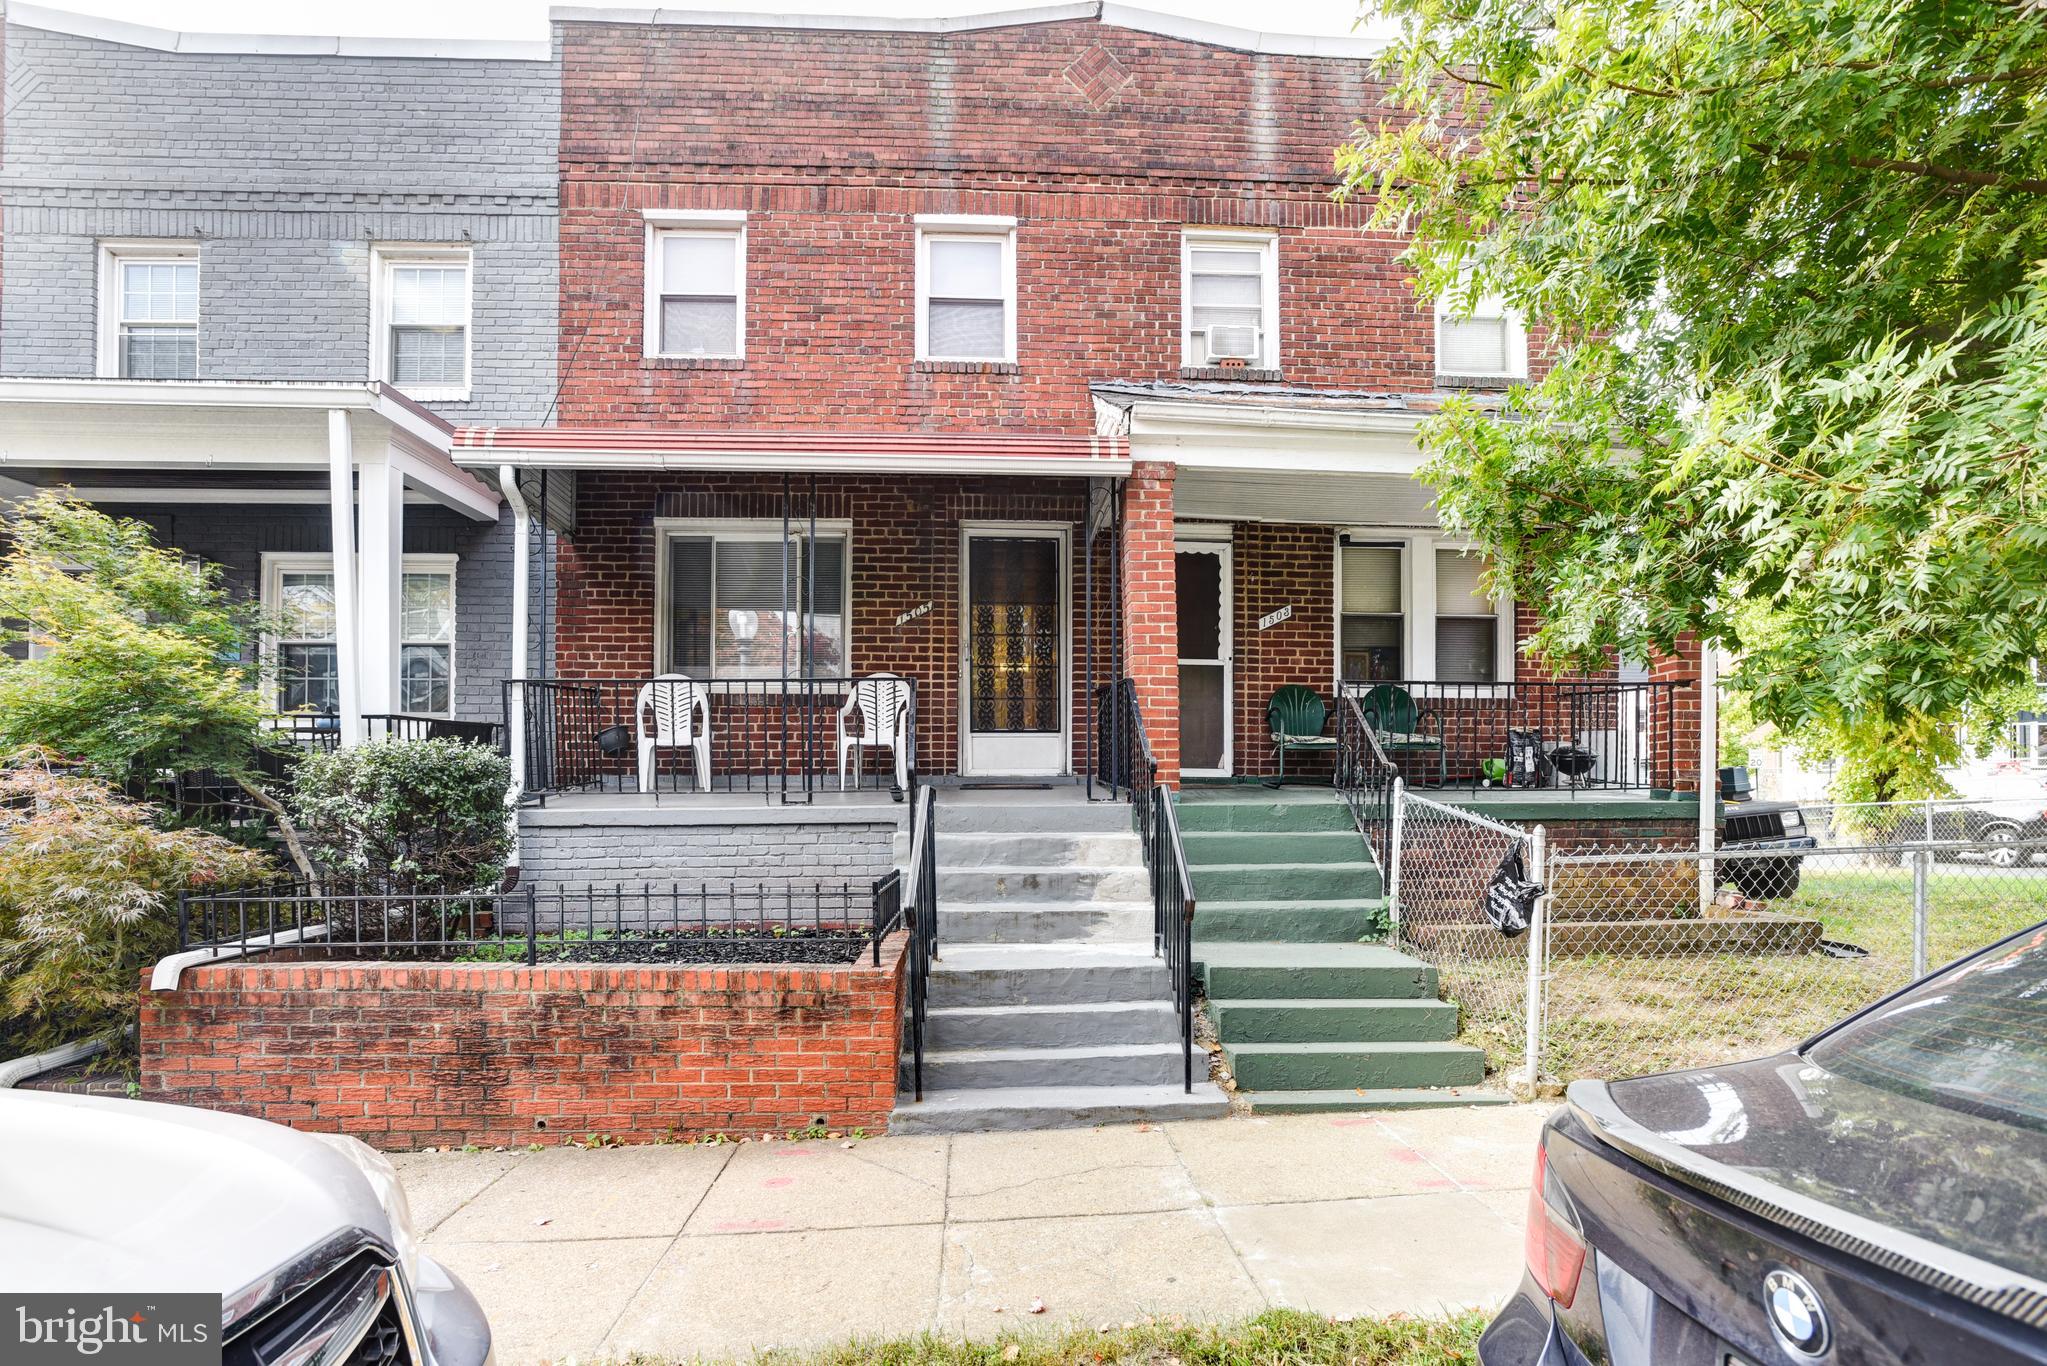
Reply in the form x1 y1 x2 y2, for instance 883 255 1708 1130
0 1090 491 1366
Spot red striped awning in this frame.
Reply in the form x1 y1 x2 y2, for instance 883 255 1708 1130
450 426 1130 476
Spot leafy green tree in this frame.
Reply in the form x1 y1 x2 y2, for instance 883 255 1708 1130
0 493 318 874
0 752 273 1057
1342 0 2047 799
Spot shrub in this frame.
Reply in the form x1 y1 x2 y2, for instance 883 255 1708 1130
291 739 513 894
0 753 275 1058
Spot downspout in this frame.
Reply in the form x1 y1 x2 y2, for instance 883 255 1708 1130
1698 643 1719 913
501 465 532 871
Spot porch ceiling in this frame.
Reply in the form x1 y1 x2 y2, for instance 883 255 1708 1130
1173 467 1440 527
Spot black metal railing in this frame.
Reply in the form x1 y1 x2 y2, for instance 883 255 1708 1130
1091 678 1158 850
506 675 917 805
1150 783 1197 1093
1336 689 1401 864
267 712 503 753
179 878 900 966
1338 678 1687 793
896 783 938 1103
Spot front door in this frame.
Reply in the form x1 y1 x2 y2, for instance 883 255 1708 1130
961 527 1068 775
1176 540 1232 776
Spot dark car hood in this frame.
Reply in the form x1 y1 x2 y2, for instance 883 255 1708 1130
1596 1053 2047 1285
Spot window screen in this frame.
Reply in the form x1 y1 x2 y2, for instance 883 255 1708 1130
665 533 847 678
657 231 742 356
1436 549 1498 682
1340 544 1403 681
117 257 199 379
925 236 1007 359
388 263 468 388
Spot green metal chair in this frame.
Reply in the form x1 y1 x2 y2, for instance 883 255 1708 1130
1266 685 1338 786
1356 683 1446 785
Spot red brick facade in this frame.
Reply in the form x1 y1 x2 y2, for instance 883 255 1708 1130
555 16 1427 428
141 942 907 1149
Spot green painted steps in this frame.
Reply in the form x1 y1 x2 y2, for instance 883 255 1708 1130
1197 942 1436 1000
1193 900 1387 944
1191 861 1382 902
1176 791 1360 833
1247 1087 1511 1114
1225 1041 1488 1091
1180 831 1369 864
1210 997 1458 1044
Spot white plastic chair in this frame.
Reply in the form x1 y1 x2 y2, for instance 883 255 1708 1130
636 674 711 793
838 673 912 792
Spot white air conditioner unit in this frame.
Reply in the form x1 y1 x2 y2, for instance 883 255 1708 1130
1203 325 1261 364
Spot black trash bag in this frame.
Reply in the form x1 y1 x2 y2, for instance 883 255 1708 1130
1506 728 1553 788
1484 847 1544 939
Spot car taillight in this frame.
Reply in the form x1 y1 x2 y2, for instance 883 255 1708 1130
1526 1143 1588 1309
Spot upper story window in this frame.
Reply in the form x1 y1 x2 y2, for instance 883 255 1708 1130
374 247 472 401
645 211 746 359
915 216 1016 363
99 243 198 379
1435 285 1527 382
1182 230 1278 371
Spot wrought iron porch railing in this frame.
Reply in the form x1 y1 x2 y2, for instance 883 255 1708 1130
1149 780 1197 1094
1335 688 1401 866
891 782 938 1103
1338 678 1688 794
179 877 898 966
505 675 917 805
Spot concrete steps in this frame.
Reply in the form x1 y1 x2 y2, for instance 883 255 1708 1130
1193 899 1387 943
893 792 1227 1134
889 1083 1228 1135
1181 787 1496 1114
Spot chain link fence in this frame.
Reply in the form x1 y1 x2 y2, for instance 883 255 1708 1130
1389 789 1543 1079
1387 789 2047 1089
1538 809 2047 1083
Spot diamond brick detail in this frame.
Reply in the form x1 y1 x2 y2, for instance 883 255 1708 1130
1063 43 1132 110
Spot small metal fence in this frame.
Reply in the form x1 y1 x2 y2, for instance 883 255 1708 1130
1389 790 1545 1084
1341 678 1686 794
179 878 903 968
1536 834 2047 1084
507 675 915 804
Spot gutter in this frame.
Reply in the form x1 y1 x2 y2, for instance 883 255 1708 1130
148 924 331 992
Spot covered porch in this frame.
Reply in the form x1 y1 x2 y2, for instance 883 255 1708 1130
0 379 513 746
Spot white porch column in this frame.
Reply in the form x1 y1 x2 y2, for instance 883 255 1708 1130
356 445 405 721
501 465 531 803
326 410 365 747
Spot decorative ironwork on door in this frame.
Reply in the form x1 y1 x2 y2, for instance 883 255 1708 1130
968 537 1060 733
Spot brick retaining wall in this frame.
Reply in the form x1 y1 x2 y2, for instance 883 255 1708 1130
141 936 907 1149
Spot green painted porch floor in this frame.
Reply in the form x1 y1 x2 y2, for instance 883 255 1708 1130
1181 786 1501 1112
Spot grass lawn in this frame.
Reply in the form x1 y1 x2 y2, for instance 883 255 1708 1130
608 1310 1488 1365
1436 862 2047 1081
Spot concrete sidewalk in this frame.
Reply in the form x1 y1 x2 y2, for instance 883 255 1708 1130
394 1104 1552 1365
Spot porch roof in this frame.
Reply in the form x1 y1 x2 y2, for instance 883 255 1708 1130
449 426 1132 477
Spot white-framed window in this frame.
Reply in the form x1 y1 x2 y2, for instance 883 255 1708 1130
1336 532 1513 685
645 211 746 359
372 247 472 401
98 242 199 379
915 216 1016 363
654 520 852 680
1181 229 1278 370
1435 284 1527 380
261 553 459 717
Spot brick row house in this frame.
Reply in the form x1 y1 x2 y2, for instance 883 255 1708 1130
3 2 1710 1124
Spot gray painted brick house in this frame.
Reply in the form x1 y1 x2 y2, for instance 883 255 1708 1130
0 3 561 730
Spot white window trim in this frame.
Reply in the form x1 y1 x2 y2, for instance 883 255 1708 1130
97 240 199 379
260 551 460 718
371 245 474 402
644 215 748 360
1433 288 1528 381
914 220 1017 364
1332 529 1515 686
1180 227 1280 371
652 518 855 682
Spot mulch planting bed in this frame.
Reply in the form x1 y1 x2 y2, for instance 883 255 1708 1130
456 926 874 966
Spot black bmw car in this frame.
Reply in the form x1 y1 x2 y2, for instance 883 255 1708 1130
1481 922 2047 1365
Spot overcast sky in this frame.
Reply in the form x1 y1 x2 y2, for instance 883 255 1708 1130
50 0 1391 41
